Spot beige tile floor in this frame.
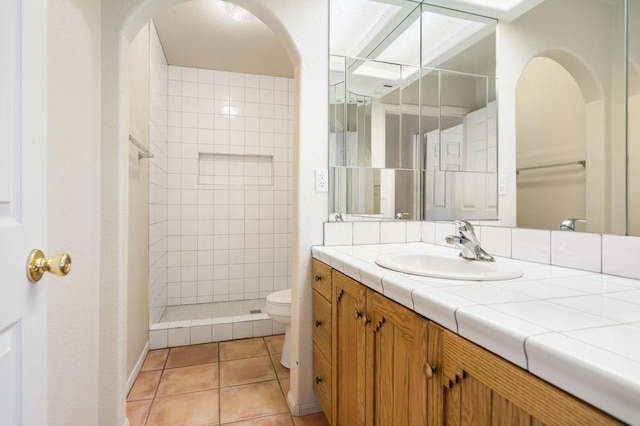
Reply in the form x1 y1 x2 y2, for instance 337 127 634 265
127 335 329 426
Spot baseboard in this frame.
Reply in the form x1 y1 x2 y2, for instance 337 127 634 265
126 341 150 393
286 391 322 417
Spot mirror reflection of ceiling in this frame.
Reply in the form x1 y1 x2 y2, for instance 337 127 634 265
330 0 542 61
422 0 544 21
330 0 508 100
153 0 293 78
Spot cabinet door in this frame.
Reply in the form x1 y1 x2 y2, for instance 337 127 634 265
367 291 429 426
441 330 620 426
312 258 332 301
333 271 367 426
313 290 332 361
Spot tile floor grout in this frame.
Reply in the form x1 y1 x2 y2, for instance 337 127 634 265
126 335 328 426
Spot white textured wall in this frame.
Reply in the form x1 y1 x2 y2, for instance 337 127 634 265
165 65 293 306
127 22 151 382
48 0 101 423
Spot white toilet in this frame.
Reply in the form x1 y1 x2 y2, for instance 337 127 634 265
265 288 292 368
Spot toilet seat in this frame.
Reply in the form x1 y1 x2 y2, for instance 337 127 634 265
265 289 292 318
266 288 291 305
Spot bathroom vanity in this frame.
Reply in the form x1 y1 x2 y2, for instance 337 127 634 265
311 243 638 425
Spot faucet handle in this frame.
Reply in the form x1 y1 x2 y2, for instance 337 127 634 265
560 218 586 231
454 220 474 233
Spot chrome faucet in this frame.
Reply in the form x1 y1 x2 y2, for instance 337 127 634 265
560 218 586 231
445 220 495 262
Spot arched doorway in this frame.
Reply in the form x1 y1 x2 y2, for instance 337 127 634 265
98 1 328 423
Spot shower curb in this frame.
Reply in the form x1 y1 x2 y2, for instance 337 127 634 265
148 312 286 349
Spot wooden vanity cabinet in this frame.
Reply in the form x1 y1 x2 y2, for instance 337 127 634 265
366 290 432 426
311 259 333 419
332 269 434 426
332 269 367 425
313 260 620 426
437 329 620 426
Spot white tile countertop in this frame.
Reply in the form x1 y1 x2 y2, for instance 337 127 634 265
312 242 640 425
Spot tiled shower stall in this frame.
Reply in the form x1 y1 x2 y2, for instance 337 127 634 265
146 22 292 348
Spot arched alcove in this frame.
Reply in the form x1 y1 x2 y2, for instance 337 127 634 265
514 48 611 233
516 56 588 230
97 1 328 423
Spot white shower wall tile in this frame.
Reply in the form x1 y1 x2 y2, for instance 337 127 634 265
148 21 169 325
190 325 212 345
149 329 168 350
232 320 253 340
167 326 191 347
167 65 293 304
212 319 233 342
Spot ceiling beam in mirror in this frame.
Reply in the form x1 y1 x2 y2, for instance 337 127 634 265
329 0 419 59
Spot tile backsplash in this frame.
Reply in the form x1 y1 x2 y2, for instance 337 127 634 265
322 220 640 281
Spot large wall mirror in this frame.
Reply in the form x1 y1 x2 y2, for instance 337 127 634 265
329 0 498 221
329 0 640 237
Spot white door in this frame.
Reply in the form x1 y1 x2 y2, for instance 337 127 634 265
425 125 463 220
1 1 49 424
454 102 498 219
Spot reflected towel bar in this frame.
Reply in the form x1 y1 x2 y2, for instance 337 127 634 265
517 160 585 175
129 134 154 160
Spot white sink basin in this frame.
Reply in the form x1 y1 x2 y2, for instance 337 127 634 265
374 251 523 281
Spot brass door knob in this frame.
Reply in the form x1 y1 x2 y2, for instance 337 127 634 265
315 376 322 384
314 274 322 282
315 320 322 327
354 310 362 320
27 249 72 283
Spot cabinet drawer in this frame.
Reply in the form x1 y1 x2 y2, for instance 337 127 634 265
312 259 332 301
313 343 332 418
312 290 332 362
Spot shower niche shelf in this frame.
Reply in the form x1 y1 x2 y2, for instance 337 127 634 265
198 152 274 186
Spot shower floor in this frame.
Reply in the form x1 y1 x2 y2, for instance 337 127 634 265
159 299 266 323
